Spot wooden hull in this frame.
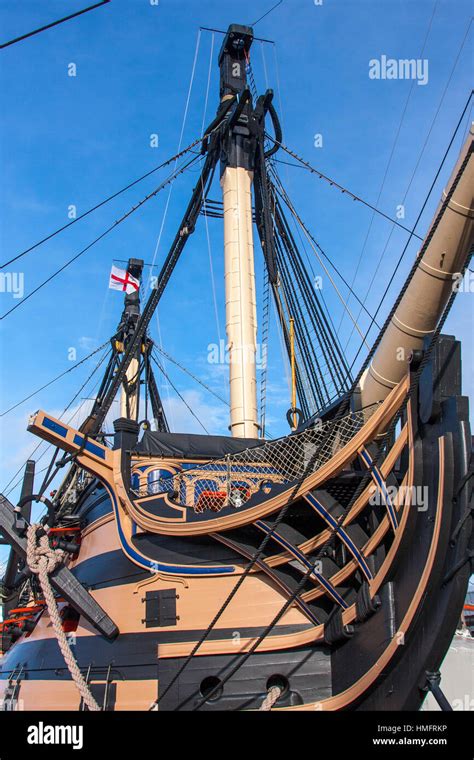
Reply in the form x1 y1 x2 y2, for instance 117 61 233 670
1 336 471 711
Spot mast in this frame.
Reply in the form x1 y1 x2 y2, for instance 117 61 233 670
355 124 474 409
118 258 144 420
219 25 259 439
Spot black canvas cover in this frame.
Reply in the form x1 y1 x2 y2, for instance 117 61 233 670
134 431 263 460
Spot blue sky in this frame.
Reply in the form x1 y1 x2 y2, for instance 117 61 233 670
0 0 473 578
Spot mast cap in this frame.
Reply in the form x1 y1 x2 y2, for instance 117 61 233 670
218 24 254 66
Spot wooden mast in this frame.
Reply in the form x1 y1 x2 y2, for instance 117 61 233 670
219 25 259 439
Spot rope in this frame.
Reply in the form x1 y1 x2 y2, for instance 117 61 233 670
259 685 282 711
150 352 209 435
26 524 100 712
2 133 214 270
145 28 202 292
0 1 110 49
1 350 110 499
266 136 424 241
153 408 352 710
190 240 473 711
337 0 439 335
271 171 372 352
200 33 223 351
1 155 201 322
154 346 228 407
0 341 110 418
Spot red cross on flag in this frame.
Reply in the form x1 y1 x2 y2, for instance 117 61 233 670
109 265 140 294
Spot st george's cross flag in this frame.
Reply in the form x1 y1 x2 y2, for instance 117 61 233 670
109 265 140 294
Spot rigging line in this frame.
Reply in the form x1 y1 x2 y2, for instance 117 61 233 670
0 341 110 417
154 413 333 710
2 441 45 499
153 311 174 429
36 345 113 499
276 188 354 386
260 40 270 89
151 353 209 435
274 232 328 411
265 134 424 241
0 154 201 322
345 88 474 377
276 251 319 411
8 391 110 523
193 250 474 711
200 32 222 348
272 283 292 398
145 31 202 425
270 171 372 350
343 27 474 355
292 221 354 380
252 0 284 27
1 348 110 497
337 0 439 335
268 164 380 327
154 346 228 407
145 28 202 291
2 133 211 269
0 1 111 49
200 27 274 45
4 392 103 501
259 266 270 437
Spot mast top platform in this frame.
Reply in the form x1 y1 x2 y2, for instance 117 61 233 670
218 24 254 66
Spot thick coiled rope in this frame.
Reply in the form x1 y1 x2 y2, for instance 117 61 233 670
26 524 100 711
259 685 282 711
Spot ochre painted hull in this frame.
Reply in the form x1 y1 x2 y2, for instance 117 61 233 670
1 339 472 711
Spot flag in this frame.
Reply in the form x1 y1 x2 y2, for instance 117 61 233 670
109 265 140 294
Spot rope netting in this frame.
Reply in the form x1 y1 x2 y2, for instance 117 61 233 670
132 404 378 512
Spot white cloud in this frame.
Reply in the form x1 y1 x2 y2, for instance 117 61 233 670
78 336 97 351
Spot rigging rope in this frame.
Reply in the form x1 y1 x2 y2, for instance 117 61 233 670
0 155 201 322
151 352 209 434
35 348 112 501
337 0 439 335
252 0 284 27
154 346 228 407
344 89 474 380
269 168 380 327
342 35 474 354
259 266 271 437
0 341 110 417
145 28 202 292
266 136 424 241
271 170 372 352
26 525 100 711
200 32 223 350
1 347 111 498
0 1 110 49
1 135 211 270
145 29 202 424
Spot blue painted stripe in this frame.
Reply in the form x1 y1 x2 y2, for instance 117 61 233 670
108 487 235 576
73 434 106 460
255 520 348 608
42 417 68 438
304 493 373 581
360 448 398 531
